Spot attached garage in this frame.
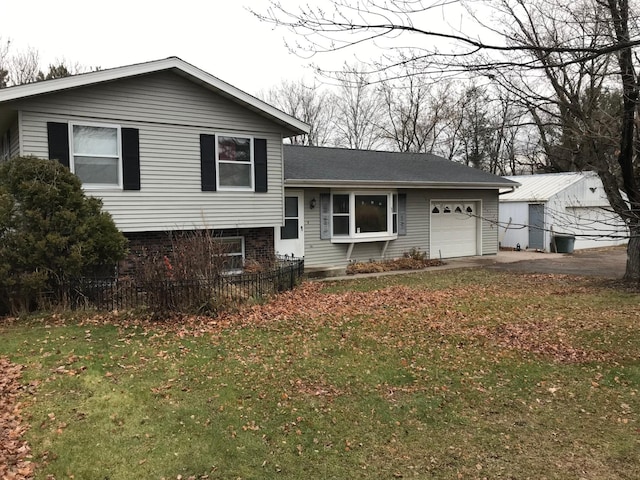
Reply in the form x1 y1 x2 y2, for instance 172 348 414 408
430 201 479 259
283 145 518 272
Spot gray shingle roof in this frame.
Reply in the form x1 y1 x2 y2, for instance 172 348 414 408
284 145 518 188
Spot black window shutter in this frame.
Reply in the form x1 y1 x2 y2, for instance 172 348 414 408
121 128 140 190
47 122 70 168
200 134 216 191
398 193 407 236
254 138 267 193
320 193 331 240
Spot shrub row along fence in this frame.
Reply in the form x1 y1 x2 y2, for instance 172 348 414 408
45 258 304 314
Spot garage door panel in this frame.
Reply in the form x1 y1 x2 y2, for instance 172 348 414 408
430 202 478 259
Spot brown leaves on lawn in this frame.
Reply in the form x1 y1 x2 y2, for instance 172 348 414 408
77 273 636 364
472 321 603 363
0 356 34 480
218 282 455 326
210 276 628 363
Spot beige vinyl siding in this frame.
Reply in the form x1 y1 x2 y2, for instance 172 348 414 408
302 189 344 267
479 190 500 254
16 72 288 232
300 188 499 269
12 72 284 133
9 116 19 158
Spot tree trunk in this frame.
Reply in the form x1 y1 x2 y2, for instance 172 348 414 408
624 224 640 282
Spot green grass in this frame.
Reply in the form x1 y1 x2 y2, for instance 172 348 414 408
2 269 640 479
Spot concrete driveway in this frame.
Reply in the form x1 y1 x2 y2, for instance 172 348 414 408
481 246 627 279
319 246 628 281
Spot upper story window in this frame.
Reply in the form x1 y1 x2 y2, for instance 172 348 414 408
331 192 397 239
70 123 122 188
217 135 253 190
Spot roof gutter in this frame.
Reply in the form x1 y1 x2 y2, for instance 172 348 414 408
285 179 518 189
499 186 518 195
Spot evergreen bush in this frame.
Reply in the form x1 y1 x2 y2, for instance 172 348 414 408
0 156 128 313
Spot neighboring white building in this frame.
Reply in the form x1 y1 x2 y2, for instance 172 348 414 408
499 172 628 251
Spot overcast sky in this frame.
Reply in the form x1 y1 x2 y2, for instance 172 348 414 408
2 1 491 96
0 0 333 96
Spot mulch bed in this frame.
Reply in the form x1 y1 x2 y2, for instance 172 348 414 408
346 257 444 274
0 356 34 480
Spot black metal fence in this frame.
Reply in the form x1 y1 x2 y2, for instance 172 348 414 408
47 258 304 314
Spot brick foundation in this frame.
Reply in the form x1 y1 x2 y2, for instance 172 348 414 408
119 228 274 275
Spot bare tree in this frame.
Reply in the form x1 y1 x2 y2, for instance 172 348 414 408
0 40 89 87
332 63 384 149
260 79 336 146
255 0 640 281
0 38 9 88
378 74 453 153
487 0 638 277
7 46 40 85
449 84 534 175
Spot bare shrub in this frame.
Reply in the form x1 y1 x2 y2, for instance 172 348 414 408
130 230 237 315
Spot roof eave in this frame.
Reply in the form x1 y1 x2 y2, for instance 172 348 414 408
285 179 515 189
500 197 550 203
0 57 310 137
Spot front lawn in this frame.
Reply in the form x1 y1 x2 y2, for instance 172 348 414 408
1 269 639 479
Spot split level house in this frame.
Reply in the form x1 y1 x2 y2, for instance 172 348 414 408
0 57 518 275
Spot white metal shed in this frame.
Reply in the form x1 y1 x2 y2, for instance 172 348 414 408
499 172 628 251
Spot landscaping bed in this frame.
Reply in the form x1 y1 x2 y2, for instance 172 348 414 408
346 257 444 274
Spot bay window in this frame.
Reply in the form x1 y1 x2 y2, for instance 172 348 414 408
331 192 398 240
355 194 388 234
392 194 398 234
332 194 350 235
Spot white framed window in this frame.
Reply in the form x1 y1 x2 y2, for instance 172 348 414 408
216 236 245 273
392 194 398 234
69 122 122 188
332 194 350 235
216 134 253 190
331 192 398 240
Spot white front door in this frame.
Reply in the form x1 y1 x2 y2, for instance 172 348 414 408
276 192 304 258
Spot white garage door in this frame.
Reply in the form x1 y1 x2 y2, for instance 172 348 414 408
430 202 478 259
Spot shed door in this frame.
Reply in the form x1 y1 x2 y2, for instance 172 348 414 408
430 202 478 259
528 204 545 250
